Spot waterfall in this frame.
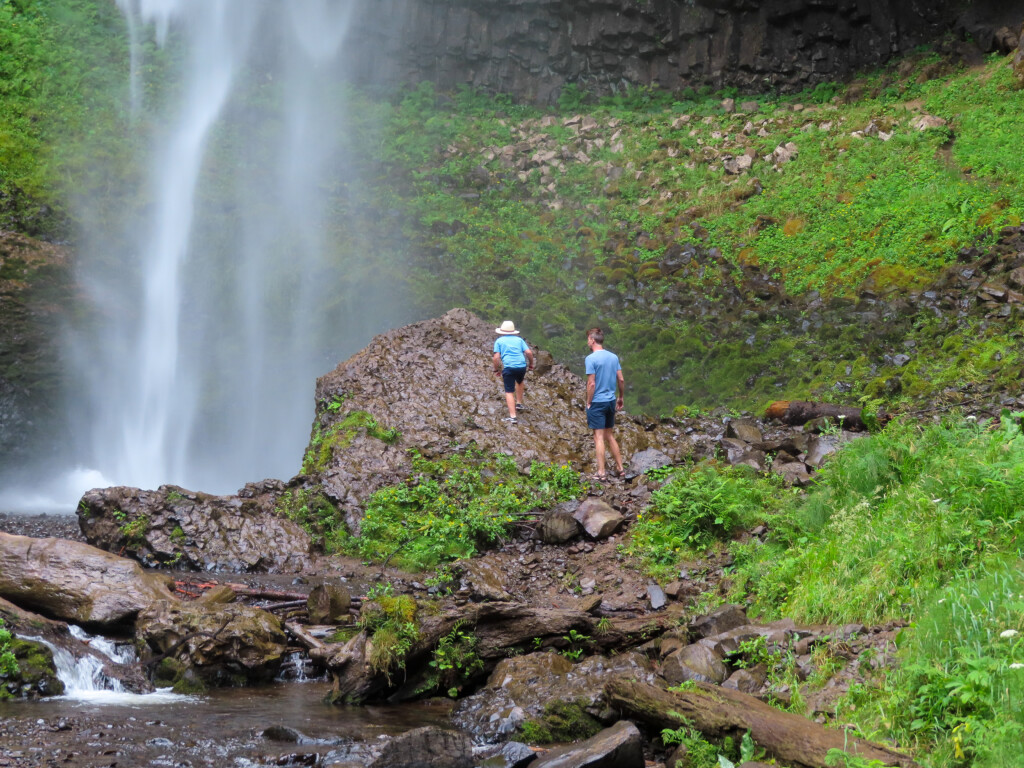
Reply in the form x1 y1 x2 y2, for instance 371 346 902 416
23 627 190 704
54 0 403 499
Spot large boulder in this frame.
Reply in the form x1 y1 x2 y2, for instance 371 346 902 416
137 599 287 689
368 726 474 768
531 720 644 768
452 651 658 742
77 481 315 573
0 532 176 628
310 309 691 521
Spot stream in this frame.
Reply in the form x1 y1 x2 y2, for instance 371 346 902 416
0 512 452 768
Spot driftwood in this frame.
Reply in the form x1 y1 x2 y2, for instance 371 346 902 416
225 584 309 601
605 678 917 768
285 621 326 650
765 401 867 432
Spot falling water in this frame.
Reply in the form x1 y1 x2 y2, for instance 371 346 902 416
54 0 406 498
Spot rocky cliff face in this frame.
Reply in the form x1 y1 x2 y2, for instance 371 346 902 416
348 0 1021 102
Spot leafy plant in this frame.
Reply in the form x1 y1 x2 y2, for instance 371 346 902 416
0 619 18 677
424 620 484 697
357 590 419 684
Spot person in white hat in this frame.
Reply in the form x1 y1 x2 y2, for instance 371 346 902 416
492 320 534 424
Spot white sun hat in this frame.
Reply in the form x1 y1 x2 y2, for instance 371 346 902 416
496 320 520 335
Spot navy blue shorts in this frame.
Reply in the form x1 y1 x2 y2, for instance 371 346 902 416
502 367 527 393
587 399 616 429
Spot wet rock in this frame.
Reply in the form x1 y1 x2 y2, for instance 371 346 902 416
138 600 287 687
662 643 729 685
78 484 314 574
690 604 749 639
538 510 581 544
532 720 644 768
772 458 812 487
479 741 538 768
573 499 624 540
0 532 176 628
368 726 473 768
307 583 352 623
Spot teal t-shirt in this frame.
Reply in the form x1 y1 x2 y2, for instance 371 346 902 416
585 349 620 402
494 335 529 368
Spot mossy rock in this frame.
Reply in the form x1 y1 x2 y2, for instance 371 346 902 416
517 698 602 745
1 638 64 698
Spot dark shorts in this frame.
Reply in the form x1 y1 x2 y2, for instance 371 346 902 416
502 367 527 393
587 399 616 430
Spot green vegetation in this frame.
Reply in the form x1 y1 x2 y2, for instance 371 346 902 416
0 619 19 678
302 410 401 475
625 463 788 580
347 447 583 570
518 697 602 745
693 414 1024 767
275 486 346 553
422 620 484 697
357 583 420 685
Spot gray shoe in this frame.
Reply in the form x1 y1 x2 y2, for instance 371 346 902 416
502 416 518 424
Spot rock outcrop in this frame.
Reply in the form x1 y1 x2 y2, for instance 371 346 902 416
345 0 1019 101
78 481 315 573
0 532 176 629
308 307 690 525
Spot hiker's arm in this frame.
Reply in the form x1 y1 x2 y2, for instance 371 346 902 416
586 374 595 408
616 370 625 409
493 352 502 376
525 347 535 370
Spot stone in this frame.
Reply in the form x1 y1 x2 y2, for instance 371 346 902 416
690 604 749 638
740 101 760 113
647 583 667 610
199 585 237 605
627 448 673 478
662 643 729 685
911 115 947 131
723 665 767 694
574 498 625 540
369 726 473 768
721 98 736 112
452 652 658 743
726 419 763 444
804 435 839 469
478 741 538 768
460 559 512 602
306 583 352 623
0 532 176 628
532 720 644 768
138 599 287 687
78 483 315 573
772 459 812 487
538 510 581 544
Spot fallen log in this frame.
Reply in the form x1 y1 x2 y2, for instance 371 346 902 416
226 584 309 601
764 401 868 432
604 677 917 768
285 621 326 650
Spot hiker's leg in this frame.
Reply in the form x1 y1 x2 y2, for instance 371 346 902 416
504 391 517 418
501 369 519 418
606 430 624 474
515 378 525 406
593 429 607 475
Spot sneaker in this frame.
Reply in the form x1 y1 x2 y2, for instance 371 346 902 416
515 403 529 411
502 416 518 424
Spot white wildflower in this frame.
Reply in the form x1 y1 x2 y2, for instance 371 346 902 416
1010 663 1024 669
1000 629 1019 639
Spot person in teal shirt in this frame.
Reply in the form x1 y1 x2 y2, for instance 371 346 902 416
584 327 624 481
492 320 534 424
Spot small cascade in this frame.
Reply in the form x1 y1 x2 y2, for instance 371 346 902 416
276 650 324 683
24 628 194 704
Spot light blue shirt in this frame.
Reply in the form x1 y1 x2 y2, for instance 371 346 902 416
494 335 529 368
585 349 621 403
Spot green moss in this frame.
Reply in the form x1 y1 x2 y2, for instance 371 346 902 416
275 487 348 553
518 699 602 745
302 410 401 474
